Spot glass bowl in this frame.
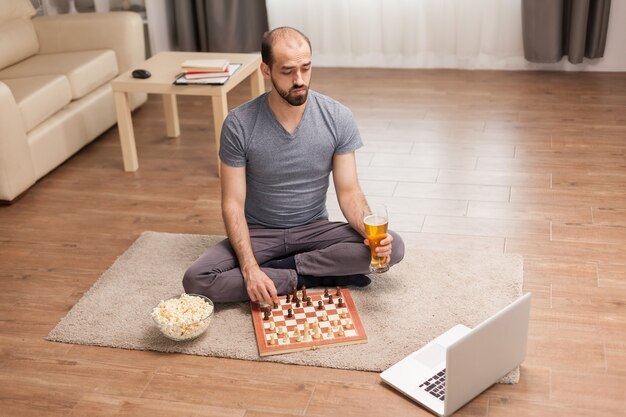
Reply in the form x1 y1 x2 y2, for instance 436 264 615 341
151 293 214 341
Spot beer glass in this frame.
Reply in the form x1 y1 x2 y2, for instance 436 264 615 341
363 204 390 273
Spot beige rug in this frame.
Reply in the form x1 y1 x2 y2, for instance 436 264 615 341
47 231 523 383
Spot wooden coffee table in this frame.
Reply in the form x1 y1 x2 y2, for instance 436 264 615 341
110 51 264 173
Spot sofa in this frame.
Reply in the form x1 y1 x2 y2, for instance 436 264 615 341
0 0 147 202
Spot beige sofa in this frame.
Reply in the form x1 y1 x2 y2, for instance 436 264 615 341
0 1 147 202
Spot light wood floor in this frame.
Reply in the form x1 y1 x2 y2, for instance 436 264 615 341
1 68 625 417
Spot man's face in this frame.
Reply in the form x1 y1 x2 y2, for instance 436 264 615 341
267 38 312 106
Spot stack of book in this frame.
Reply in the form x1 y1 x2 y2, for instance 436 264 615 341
175 59 241 85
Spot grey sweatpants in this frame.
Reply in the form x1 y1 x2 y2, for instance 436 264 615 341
182 220 405 302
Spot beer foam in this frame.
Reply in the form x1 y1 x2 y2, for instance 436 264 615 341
364 214 387 226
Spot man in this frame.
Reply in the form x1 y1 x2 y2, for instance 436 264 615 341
183 27 404 305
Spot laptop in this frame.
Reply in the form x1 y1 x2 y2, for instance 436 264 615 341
380 293 531 417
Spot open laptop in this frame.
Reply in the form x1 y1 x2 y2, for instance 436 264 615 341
380 293 531 417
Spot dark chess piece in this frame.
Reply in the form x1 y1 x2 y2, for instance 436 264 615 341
328 294 334 304
296 300 301 308
286 293 291 303
263 309 271 321
317 300 324 310
273 301 279 309
287 308 293 318
324 288 329 297
335 286 341 297
338 298 344 307
302 285 307 300
306 296 312 306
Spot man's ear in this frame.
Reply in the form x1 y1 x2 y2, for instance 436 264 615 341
260 62 271 80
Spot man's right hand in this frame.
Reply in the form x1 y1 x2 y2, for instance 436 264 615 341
244 267 279 306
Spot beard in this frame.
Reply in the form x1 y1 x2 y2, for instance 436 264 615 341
271 77 309 106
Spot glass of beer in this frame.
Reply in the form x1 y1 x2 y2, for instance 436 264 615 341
363 204 390 273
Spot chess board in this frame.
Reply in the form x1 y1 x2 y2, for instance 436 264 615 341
251 287 368 356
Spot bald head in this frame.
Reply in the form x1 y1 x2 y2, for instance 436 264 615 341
261 27 312 69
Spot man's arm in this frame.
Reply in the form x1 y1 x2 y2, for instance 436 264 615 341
221 162 278 305
332 152 368 236
332 152 393 259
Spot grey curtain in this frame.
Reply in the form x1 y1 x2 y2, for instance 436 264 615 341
174 0 269 53
522 0 611 64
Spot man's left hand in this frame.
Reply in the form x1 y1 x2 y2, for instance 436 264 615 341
363 233 393 263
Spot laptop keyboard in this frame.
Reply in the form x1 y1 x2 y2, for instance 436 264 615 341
418 369 446 401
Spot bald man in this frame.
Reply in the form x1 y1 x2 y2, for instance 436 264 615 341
183 27 405 305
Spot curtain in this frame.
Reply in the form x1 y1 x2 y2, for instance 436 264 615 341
174 0 269 52
266 0 525 69
522 0 611 63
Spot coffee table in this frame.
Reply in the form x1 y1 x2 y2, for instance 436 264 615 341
110 51 264 173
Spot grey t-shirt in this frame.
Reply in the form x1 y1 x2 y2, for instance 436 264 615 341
219 90 363 228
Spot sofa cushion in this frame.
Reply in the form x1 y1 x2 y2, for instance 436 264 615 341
2 75 72 133
0 50 118 100
0 18 39 70
0 0 36 23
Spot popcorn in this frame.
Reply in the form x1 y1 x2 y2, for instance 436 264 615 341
151 293 214 340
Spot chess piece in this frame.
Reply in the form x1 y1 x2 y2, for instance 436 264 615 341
269 321 275 330
324 288 329 297
302 285 307 300
286 308 293 318
273 301 279 309
321 311 328 321
335 286 341 297
327 326 333 337
306 296 312 306
338 326 345 336
277 326 283 335
296 300 301 308
338 298 344 308
283 331 289 343
313 325 321 339
286 293 291 303
328 294 333 304
317 300 324 310
345 318 353 329
263 309 271 321
340 308 347 318
269 334 276 345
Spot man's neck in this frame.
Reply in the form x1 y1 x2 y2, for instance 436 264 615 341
267 90 307 135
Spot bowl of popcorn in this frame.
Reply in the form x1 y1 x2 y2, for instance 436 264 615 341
151 293 214 341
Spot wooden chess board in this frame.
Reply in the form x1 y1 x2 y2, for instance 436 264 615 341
251 287 368 356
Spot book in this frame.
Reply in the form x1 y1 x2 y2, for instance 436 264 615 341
180 58 229 73
183 64 242 80
173 64 241 85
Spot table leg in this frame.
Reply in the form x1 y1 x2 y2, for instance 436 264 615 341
162 94 180 137
113 91 138 171
250 67 265 98
211 92 228 176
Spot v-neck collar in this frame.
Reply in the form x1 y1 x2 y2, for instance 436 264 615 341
264 93 310 139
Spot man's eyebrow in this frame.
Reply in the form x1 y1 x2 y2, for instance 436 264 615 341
281 61 312 70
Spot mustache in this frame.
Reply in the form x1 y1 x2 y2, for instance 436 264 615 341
291 84 306 91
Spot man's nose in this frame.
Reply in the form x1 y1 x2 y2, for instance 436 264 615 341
294 71 304 86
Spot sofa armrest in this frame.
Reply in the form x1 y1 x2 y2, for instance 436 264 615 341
32 12 145 74
0 82 36 202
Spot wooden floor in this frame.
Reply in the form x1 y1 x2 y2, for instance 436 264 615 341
1 67 625 416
